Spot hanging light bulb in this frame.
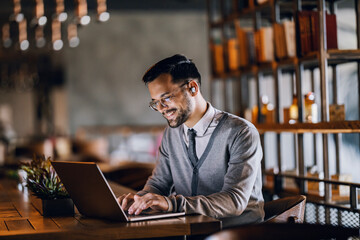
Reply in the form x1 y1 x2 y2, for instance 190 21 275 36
34 0 47 26
19 19 29 51
2 23 12 48
2 0 109 52
97 0 110 22
55 0 67 22
76 0 91 26
12 0 24 23
52 19 63 51
68 23 80 48
35 25 46 48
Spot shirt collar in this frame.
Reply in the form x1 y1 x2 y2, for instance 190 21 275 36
183 103 215 137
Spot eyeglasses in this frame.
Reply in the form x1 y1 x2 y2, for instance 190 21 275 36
149 82 188 111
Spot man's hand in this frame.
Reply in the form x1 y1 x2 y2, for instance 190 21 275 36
117 193 136 211
126 193 169 215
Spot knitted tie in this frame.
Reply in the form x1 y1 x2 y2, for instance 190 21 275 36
188 129 199 196
187 129 198 163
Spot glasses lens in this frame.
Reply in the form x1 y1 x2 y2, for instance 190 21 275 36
148 83 187 111
149 101 158 111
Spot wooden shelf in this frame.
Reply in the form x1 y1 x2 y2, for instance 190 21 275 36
299 49 360 67
264 171 360 188
210 49 360 79
255 121 360 134
328 49 360 64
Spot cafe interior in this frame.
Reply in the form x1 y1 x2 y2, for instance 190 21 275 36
0 0 359 239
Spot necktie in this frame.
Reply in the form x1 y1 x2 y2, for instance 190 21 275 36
187 129 198 163
188 129 198 196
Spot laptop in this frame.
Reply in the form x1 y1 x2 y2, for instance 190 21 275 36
51 161 185 221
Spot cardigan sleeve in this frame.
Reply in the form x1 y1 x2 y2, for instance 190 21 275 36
137 127 174 197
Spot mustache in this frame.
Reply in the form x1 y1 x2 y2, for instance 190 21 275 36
162 109 176 116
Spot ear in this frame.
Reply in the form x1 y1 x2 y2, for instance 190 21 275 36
188 80 199 96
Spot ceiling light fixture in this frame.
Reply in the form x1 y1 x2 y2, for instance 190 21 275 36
97 0 110 22
1 0 110 51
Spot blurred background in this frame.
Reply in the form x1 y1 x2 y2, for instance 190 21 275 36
0 0 359 231
0 0 359 185
0 0 211 167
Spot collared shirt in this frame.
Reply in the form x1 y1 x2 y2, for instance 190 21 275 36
139 105 264 223
183 103 223 159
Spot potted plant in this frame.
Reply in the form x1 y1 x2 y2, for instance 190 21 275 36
21 155 74 217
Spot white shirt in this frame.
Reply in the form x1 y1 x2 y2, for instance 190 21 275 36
183 103 223 158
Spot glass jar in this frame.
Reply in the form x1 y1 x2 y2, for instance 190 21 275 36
304 92 318 123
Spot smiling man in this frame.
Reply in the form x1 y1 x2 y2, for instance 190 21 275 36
117 54 264 226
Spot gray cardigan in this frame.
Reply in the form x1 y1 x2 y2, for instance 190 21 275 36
139 111 264 225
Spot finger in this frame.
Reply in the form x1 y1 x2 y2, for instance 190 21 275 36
129 194 164 215
128 195 146 215
128 202 138 215
140 194 165 210
149 196 168 212
138 199 153 212
116 194 126 204
121 193 131 208
133 199 153 215
122 193 134 210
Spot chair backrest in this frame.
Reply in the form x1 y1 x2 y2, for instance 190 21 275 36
264 195 306 223
103 162 154 191
206 222 359 240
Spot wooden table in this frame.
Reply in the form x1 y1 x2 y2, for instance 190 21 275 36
0 178 221 240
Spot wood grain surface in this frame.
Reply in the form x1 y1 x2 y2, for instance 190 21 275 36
0 178 221 239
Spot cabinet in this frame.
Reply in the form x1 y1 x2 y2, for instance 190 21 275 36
206 0 360 227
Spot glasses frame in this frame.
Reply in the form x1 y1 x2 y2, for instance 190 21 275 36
149 82 189 111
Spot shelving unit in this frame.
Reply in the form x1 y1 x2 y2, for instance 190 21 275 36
207 0 360 227
256 121 360 133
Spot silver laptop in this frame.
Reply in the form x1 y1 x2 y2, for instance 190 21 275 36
51 161 185 221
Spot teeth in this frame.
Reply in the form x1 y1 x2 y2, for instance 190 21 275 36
165 110 175 117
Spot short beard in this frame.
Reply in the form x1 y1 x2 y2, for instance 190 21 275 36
166 95 192 128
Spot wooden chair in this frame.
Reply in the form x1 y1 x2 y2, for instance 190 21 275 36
264 195 306 223
206 222 359 240
102 162 154 191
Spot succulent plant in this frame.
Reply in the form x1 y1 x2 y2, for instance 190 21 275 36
21 155 69 200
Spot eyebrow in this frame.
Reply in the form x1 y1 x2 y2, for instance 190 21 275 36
151 91 171 101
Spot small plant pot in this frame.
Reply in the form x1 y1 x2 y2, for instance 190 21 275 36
42 198 74 217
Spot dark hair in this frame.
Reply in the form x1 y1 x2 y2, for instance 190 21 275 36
142 54 201 86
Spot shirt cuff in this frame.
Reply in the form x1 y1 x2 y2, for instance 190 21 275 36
136 190 148 196
163 196 173 212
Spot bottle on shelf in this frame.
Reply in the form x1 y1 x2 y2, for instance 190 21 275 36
260 95 269 123
306 166 324 196
283 107 290 124
252 105 258 123
329 104 345 122
211 29 225 75
259 95 275 124
304 92 318 123
266 104 275 124
289 94 298 124
331 174 352 202
225 25 239 72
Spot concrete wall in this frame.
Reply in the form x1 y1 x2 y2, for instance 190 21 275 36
64 11 210 134
0 92 34 137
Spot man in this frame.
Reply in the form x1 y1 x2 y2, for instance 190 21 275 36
117 54 264 226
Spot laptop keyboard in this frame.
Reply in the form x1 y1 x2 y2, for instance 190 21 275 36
126 209 161 217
